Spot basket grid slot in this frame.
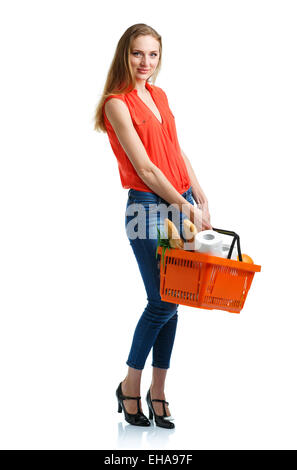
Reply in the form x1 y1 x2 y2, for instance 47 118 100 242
206 265 247 295
160 247 259 312
204 296 242 309
165 287 199 302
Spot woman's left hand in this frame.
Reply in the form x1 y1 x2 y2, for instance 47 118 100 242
199 201 212 229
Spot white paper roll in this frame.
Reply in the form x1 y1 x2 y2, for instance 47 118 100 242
194 230 223 256
221 243 238 260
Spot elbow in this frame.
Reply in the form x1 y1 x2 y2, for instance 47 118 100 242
137 164 156 180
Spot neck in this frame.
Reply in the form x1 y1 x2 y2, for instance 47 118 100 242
134 80 148 94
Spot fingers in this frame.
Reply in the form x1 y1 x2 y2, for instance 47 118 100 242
193 206 213 232
202 210 212 230
202 221 212 230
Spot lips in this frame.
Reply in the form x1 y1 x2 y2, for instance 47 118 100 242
138 69 149 72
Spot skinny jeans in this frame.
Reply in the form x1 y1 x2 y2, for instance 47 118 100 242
125 186 195 370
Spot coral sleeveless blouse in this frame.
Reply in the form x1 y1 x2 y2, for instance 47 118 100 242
103 81 191 194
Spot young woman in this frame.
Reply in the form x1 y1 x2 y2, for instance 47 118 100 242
94 24 212 429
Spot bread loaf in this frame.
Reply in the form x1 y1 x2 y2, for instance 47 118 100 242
164 218 184 250
183 219 198 243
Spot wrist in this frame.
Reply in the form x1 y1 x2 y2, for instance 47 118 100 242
200 197 208 206
193 191 207 206
188 204 201 224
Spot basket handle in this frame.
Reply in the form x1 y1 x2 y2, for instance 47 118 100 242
211 227 243 261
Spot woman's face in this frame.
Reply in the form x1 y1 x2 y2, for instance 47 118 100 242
129 35 160 82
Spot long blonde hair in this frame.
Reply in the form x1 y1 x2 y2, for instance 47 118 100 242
93 24 162 133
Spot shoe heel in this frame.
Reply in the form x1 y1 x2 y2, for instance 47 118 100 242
149 407 153 420
118 402 122 413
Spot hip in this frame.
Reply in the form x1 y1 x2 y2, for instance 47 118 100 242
127 186 193 205
125 186 195 241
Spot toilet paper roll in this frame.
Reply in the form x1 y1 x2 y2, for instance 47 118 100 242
194 230 223 256
221 243 238 260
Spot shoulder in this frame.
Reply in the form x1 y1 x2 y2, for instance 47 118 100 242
104 94 131 127
151 85 170 108
151 84 168 101
104 94 129 112
103 93 126 109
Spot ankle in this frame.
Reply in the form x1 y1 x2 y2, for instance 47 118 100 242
122 378 140 396
150 384 165 399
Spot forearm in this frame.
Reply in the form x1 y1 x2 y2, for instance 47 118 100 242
181 150 208 206
138 164 196 222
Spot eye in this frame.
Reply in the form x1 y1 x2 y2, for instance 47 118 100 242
132 52 158 57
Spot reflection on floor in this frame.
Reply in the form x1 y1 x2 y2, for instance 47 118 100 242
117 421 176 449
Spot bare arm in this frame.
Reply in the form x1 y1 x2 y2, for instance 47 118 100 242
180 148 209 206
105 98 211 228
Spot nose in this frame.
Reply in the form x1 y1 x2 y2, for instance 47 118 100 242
140 55 150 66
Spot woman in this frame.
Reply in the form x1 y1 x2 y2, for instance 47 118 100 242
94 24 212 429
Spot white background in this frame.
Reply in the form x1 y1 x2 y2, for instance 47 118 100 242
0 0 296 450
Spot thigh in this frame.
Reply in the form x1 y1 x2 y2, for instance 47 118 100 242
124 188 195 302
125 193 162 301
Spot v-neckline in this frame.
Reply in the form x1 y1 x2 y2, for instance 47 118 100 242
134 84 164 126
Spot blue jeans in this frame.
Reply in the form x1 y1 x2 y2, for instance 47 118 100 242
124 186 195 370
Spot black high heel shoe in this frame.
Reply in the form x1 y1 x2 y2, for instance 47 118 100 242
116 382 150 427
146 388 175 429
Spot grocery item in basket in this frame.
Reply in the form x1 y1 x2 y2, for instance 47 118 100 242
238 253 254 264
183 219 198 242
193 229 223 256
164 219 184 249
222 243 238 260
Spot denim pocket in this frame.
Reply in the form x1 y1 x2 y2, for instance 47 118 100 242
187 194 195 206
128 189 159 205
184 188 194 206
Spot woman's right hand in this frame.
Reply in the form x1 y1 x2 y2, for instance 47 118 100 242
201 201 212 229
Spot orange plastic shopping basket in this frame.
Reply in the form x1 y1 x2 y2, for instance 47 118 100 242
157 228 261 314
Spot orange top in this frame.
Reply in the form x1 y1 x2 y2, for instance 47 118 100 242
103 81 191 194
